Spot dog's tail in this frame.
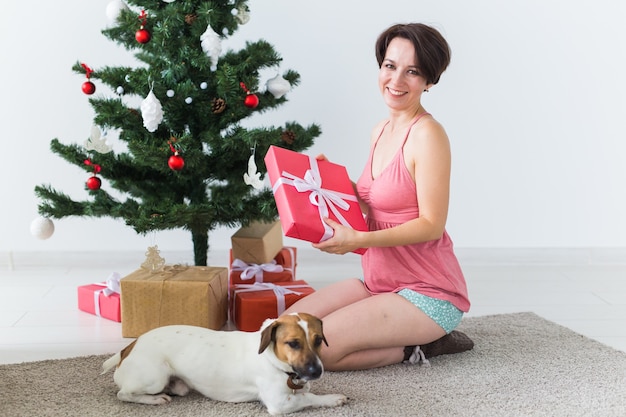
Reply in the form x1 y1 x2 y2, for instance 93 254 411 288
101 352 121 375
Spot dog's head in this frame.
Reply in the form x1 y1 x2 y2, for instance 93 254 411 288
258 313 328 381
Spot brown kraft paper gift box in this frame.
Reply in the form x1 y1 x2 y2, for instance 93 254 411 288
231 220 283 264
121 265 228 338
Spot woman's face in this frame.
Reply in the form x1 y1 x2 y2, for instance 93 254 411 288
378 37 431 112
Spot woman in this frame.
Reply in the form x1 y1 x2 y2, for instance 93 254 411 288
283 23 472 371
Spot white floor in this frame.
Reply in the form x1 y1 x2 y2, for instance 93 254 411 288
1 248 625 365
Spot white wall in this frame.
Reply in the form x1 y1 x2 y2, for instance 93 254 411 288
1 0 625 255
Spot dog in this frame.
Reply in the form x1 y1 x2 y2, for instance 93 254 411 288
102 312 348 415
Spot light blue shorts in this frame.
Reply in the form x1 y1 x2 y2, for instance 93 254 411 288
397 289 463 334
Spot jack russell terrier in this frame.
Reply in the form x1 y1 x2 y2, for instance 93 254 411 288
102 312 348 415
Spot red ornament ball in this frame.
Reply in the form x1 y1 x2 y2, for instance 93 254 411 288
168 154 185 171
135 28 151 44
244 93 259 108
86 176 101 190
82 81 96 95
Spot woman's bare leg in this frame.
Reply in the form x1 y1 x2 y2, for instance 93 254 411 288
284 279 446 371
318 293 445 370
283 278 371 318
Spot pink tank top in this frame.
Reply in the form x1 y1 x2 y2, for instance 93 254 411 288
356 114 470 312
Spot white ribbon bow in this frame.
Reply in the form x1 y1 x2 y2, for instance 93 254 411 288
231 259 284 282
92 272 121 317
272 155 356 241
234 282 307 316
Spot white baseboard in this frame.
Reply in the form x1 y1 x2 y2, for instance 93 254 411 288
1 247 625 270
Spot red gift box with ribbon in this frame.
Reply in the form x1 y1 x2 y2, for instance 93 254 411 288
77 272 121 322
229 246 297 286
231 280 315 332
264 145 367 254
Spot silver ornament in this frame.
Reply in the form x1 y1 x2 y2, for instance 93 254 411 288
266 74 291 98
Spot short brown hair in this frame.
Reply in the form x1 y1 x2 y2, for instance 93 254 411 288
375 23 451 85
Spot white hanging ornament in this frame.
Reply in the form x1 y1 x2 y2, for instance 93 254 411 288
140 89 164 132
162 0 176 3
200 25 222 72
232 5 250 25
243 152 264 190
105 0 129 25
84 125 113 154
30 216 55 240
266 74 291 99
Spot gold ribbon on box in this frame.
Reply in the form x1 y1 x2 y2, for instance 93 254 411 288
92 272 121 317
271 155 357 241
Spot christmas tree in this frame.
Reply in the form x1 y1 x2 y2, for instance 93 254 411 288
34 0 320 266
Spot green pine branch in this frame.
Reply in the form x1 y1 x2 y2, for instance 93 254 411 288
35 1 320 265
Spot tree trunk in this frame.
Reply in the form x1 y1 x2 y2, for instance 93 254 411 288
191 228 209 266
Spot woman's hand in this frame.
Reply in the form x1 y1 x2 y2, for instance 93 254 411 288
312 217 363 255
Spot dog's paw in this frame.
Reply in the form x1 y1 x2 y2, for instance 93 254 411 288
152 393 172 405
320 393 348 407
117 392 172 405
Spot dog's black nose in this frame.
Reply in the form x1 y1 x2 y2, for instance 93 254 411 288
301 361 322 380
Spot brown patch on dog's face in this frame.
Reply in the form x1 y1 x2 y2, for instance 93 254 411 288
259 313 328 381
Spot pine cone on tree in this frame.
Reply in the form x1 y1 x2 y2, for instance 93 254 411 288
211 98 226 114
281 130 296 144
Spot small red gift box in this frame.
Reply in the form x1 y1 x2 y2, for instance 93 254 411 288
77 273 121 322
231 280 314 332
229 246 297 286
264 145 367 254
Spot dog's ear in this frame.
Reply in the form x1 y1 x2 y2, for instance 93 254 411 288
258 320 279 354
319 318 329 347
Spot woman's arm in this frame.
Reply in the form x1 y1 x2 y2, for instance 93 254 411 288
313 118 451 254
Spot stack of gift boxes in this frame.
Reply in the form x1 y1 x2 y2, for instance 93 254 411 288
229 220 315 332
76 145 366 336
76 221 315 335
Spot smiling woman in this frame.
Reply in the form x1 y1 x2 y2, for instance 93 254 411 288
282 23 472 372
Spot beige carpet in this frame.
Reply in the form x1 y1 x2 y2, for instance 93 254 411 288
2 312 625 416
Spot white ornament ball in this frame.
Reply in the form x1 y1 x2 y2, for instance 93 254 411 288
200 82 208 90
266 74 291 98
162 0 176 3
105 0 129 25
30 217 55 240
166 89 175 97
116 86 124 95
185 97 193 104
